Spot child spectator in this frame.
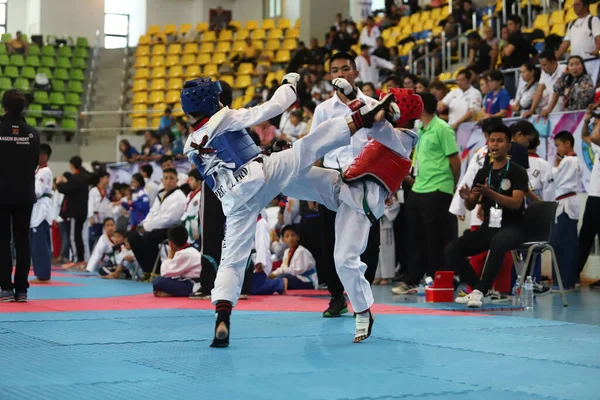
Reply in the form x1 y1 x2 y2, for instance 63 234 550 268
119 139 139 163
181 169 202 246
30 144 53 283
281 110 307 142
97 229 126 277
102 231 139 279
86 217 117 273
250 211 278 295
374 196 400 285
152 225 202 297
551 131 583 290
269 225 318 290
88 170 112 250
140 164 159 205
121 173 150 230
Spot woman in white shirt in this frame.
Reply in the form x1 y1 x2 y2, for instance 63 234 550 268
511 62 540 116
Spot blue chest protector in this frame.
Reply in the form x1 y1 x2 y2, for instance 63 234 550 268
195 129 262 190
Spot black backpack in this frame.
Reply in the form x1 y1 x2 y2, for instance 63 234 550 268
567 14 598 37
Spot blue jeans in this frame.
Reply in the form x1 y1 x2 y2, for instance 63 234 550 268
550 212 579 289
30 221 51 280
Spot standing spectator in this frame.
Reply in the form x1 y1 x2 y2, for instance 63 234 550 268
119 139 139 162
6 31 28 55
347 21 360 46
522 51 567 118
502 15 537 97
87 170 111 250
392 93 460 294
373 37 390 60
429 80 450 121
556 0 600 59
355 45 396 87
30 145 53 284
437 69 482 130
482 70 511 118
287 42 314 72
541 55 595 117
158 107 174 131
511 62 540 116
56 156 89 269
310 38 328 65
140 164 159 205
210 6 231 32
374 196 400 285
121 173 150 230
359 16 381 50
483 25 499 67
467 31 493 73
328 25 351 52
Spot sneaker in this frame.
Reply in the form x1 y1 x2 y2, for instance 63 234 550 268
189 291 211 300
391 282 419 295
454 293 471 304
0 289 15 302
15 292 27 303
489 289 511 303
467 289 486 308
533 281 551 296
322 298 348 318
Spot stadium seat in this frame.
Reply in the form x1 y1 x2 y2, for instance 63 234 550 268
4 66 18 79
261 50 274 60
277 18 291 30
551 23 566 36
229 20 242 30
150 55 165 67
533 14 549 29
201 31 217 42
136 45 150 57
203 64 218 76
236 30 250 41
133 91 148 104
72 57 87 69
184 42 199 54
0 43 5 54
149 91 165 104
62 118 77 131
148 25 161 35
131 118 148 130
41 117 57 128
199 42 215 53
34 91 49 104
76 36 89 47
136 56 150 68
268 29 283 39
232 40 246 52
423 20 435 30
132 79 148 92
25 55 40 67
50 92 65 106
169 65 183 78
26 116 38 127
138 34 151 45
266 39 279 51
172 103 184 117
0 54 7 67
165 90 179 103
262 19 275 30
420 10 431 21
196 22 209 33
151 67 166 79
1 33 11 42
57 57 71 69
565 7 577 23
253 29 266 40
219 30 233 41
252 40 264 50
165 55 179 67
52 79 66 92
0 77 10 90
14 78 30 92
151 117 161 128
232 96 244 109
28 45 40 56
167 78 182 90
185 65 201 79
150 78 166 91
180 23 192 34
58 46 72 57
168 43 182 55
54 68 69 80
21 66 36 80
131 104 147 117
245 20 259 30
220 75 234 86
591 3 598 15
275 50 290 63
164 24 177 35
27 103 43 117
134 68 150 79
238 62 254 75
63 105 78 115
212 52 227 64
151 103 166 116
37 67 52 79
197 53 211 65
152 44 166 56
41 56 56 68
10 54 24 66
234 74 251 89
216 41 231 52
550 10 565 25
409 13 420 24
69 69 85 81
41 46 55 57
285 28 299 38
438 72 452 81
69 81 84 94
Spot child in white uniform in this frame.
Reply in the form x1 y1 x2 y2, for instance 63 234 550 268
86 218 117 273
181 169 202 246
30 144 53 283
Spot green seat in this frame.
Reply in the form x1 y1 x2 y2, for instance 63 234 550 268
54 68 69 80
21 66 36 79
52 79 66 91
41 46 56 57
28 103 43 118
0 54 8 67
72 57 87 69
56 57 71 69
41 56 55 68
25 116 38 127
41 117 57 127
65 92 81 106
76 37 89 48
63 105 78 116
21 34 29 43
4 66 19 79
74 47 88 59
58 46 72 57
50 92 65 106
68 81 83 93
0 77 11 90
14 78 30 92
69 69 84 81
62 118 77 131
25 55 40 67
9 54 24 67
34 91 50 104
37 67 52 79
1 33 11 42
0 43 6 54
28 45 40 56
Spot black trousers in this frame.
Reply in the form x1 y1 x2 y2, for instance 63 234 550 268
202 183 226 264
403 191 452 285
65 217 85 262
444 224 523 294
320 205 380 300
127 228 169 273
578 196 600 275
0 203 33 292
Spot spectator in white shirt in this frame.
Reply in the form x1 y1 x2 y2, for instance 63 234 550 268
281 110 308 141
30 144 53 283
355 45 396 87
511 62 540 116
437 68 482 130
140 164 159 205
158 155 188 189
88 170 112 250
556 0 600 59
359 16 381 50
522 51 567 118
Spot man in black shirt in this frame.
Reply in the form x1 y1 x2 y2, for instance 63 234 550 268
0 89 40 302
444 121 528 308
481 117 530 169
467 31 492 73
502 15 537 97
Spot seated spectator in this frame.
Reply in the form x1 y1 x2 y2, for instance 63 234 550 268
287 41 315 72
102 232 139 280
541 55 595 118
510 62 540 116
415 78 429 94
97 229 125 277
281 110 307 142
152 225 202 297
355 45 395 87
158 107 174 131
139 131 164 161
121 173 150 230
127 168 186 278
268 225 318 290
482 70 511 119
231 37 259 67
403 74 418 90
359 16 381 50
86 217 117 273
119 139 139 162
467 31 493 73
181 169 202 247
158 155 188 188
161 131 180 156
445 122 528 307
383 74 403 89
523 52 566 118
7 31 28 55
437 69 482 130
361 82 377 99
479 71 490 96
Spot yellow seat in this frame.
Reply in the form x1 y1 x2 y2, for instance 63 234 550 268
172 103 184 117
149 91 165 104
550 10 565 25
261 50 274 60
150 78 166 91
591 3 598 16
135 56 149 68
148 25 161 35
401 24 413 35
232 40 246 52
150 55 165 67
381 29 391 40
275 70 285 82
253 29 266 40
234 74 252 89
131 117 148 130
152 33 167 44
184 43 199 54
180 23 192 34
232 96 244 109
132 79 148 92
277 18 291 30
409 13 420 24
134 68 150 79
138 35 151 45
533 14 549 29
385 37 398 48
164 24 177 35
294 18 300 28
565 7 577 23
265 39 279 51
245 20 259 30
252 40 264 50
131 104 148 117
220 75 234 86
136 45 150 57
282 38 297 50
165 90 179 104
551 23 566 37
420 11 431 21
285 28 300 38
132 92 148 104
423 20 435 30
431 8 442 19
168 43 182 55
236 29 250 41
219 30 233 41
203 63 219 76
169 65 183 78
152 44 166 56
182 54 197 66
399 16 410 25
202 31 217 42
185 65 201 79
216 41 231 52
265 72 275 83
199 42 215 53
196 22 209 33
564 0 574 8
257 61 271 70
268 28 283 39
438 72 452 81
151 117 161 129
212 52 227 64
151 103 166 116
274 50 290 63
165 55 179 67
413 22 423 33
432 26 443 36
229 20 242 30
262 19 276 30
167 78 183 90
197 53 211 65
151 67 166 79
400 42 415 56
238 62 254 75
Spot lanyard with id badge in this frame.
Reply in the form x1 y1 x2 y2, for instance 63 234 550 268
488 160 510 228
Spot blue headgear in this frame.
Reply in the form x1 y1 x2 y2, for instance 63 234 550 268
180 77 223 117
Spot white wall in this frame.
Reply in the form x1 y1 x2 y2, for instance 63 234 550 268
105 0 147 47
283 0 300 23
25 0 41 35
6 0 27 34
39 0 104 44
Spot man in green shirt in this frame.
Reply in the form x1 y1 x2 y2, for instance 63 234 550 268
392 93 461 294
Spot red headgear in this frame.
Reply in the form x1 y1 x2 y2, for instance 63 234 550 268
379 88 423 128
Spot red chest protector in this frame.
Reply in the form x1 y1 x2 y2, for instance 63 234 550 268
342 140 412 194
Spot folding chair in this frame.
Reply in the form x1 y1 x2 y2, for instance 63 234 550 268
131 239 168 281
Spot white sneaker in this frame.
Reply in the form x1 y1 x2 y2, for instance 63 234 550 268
467 289 485 308
454 293 471 304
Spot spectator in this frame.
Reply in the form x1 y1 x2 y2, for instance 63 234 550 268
403 74 418 90
181 169 202 246
556 0 600 59
523 51 567 118
373 36 390 60
483 25 499 66
527 129 555 202
355 45 396 87
6 31 28 55
231 37 259 67
101 231 139 280
388 46 403 70
121 173 150 230
446 122 528 307
482 70 511 118
551 131 584 290
392 93 460 294
85 217 116 273
347 21 360 46
175 117 193 153
158 107 174 131
140 131 164 161
30 143 53 284
269 225 318 290
87 170 111 250
541 55 595 118
479 71 490 96
152 225 202 297
458 0 475 31
119 139 139 163
383 74 403 89
158 155 188 188
359 16 381 50
288 41 315 72
328 25 351 52
210 6 231 32
334 13 344 30
374 196 400 285
128 168 186 278
250 210 277 295
429 80 449 121
302 100 316 135
310 38 328 65
281 110 307 142
502 15 537 96
140 164 159 205
361 82 378 98
510 62 540 116
467 31 493 73
437 69 482 130
161 131 179 156
415 78 429 94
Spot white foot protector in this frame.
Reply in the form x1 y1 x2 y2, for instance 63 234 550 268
354 310 374 343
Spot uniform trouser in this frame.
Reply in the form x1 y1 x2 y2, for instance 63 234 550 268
211 117 351 306
127 228 169 273
578 196 600 276
0 203 33 292
551 212 579 289
376 225 396 280
30 221 51 280
152 276 194 297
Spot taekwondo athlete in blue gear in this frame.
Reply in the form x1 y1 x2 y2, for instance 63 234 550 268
181 75 395 348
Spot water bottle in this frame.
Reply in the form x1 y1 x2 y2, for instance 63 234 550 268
522 276 534 310
417 284 425 296
512 276 522 306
